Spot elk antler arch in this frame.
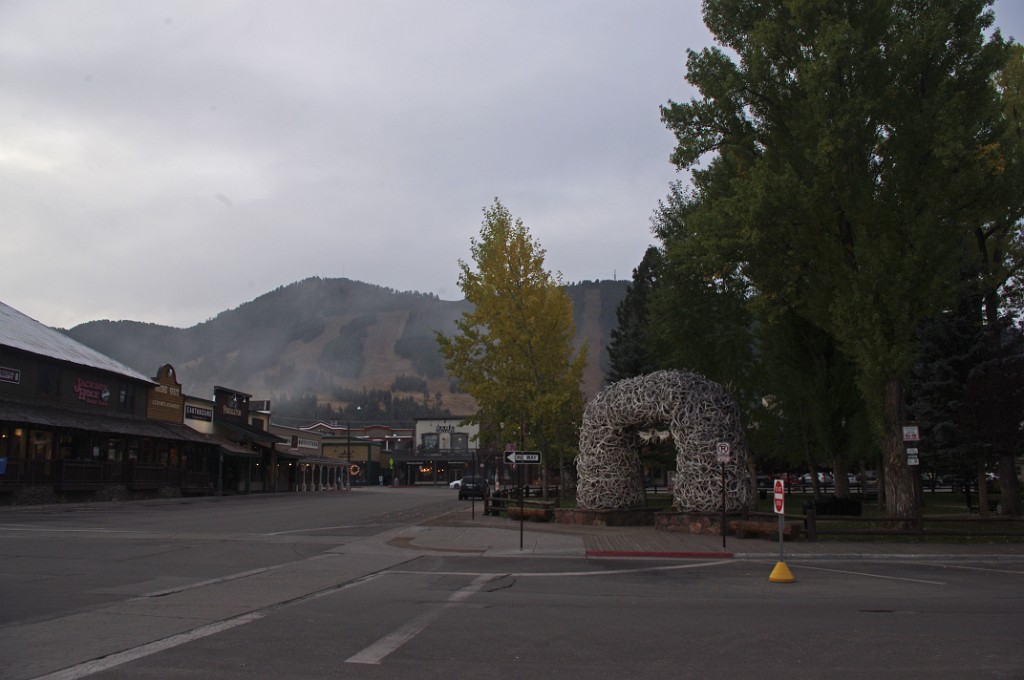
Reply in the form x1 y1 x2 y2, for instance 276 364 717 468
576 370 752 512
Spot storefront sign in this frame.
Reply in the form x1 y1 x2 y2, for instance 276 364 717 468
185 405 214 422
214 388 249 422
0 366 21 385
73 378 110 406
147 364 185 422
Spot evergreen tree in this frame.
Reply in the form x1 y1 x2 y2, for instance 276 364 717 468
606 246 662 383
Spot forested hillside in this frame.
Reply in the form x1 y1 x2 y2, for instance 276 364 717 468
64 277 627 421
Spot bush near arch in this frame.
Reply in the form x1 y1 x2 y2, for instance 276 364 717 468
576 370 753 512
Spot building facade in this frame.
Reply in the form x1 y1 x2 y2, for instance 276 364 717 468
0 303 216 503
393 417 502 486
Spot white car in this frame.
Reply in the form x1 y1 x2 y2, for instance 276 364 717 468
449 479 462 489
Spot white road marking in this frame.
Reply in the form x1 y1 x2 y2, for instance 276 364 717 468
31 613 264 680
912 561 1024 576
388 559 737 579
795 563 946 585
265 524 369 535
345 573 502 665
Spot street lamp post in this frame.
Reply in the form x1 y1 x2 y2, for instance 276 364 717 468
346 405 361 489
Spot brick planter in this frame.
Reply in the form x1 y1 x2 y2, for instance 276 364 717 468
555 507 657 526
654 511 728 536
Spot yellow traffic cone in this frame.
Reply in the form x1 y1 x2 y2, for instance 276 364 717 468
769 561 795 583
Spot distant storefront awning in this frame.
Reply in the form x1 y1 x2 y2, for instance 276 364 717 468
216 420 287 446
304 457 346 467
157 422 217 444
211 436 259 458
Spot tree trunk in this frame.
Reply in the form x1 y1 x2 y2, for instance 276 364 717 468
882 379 915 519
977 460 990 518
998 452 1020 516
833 451 849 498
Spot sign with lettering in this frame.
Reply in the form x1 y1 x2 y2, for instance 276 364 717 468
214 387 249 423
73 378 110 406
0 366 21 385
504 451 540 464
185 404 214 422
147 364 185 422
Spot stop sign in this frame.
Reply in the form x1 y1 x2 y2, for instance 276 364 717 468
773 479 785 514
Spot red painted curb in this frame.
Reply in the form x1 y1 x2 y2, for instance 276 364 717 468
586 550 734 559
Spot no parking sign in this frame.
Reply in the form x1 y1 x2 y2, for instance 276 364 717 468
716 442 730 463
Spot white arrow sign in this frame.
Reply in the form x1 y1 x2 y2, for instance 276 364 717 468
504 451 541 464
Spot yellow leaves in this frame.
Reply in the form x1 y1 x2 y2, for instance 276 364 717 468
437 199 587 451
976 141 1006 175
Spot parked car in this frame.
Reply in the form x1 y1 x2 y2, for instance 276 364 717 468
449 479 462 489
800 472 834 485
458 476 489 500
775 473 802 486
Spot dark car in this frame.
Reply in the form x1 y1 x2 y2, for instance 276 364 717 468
458 475 489 500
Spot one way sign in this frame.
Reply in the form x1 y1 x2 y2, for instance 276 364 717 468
504 451 541 464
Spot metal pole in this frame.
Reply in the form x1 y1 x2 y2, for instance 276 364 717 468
778 511 785 563
519 463 525 551
721 462 727 549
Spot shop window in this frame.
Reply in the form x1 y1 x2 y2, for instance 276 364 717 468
119 383 135 411
1 427 27 458
421 433 438 451
31 430 53 460
37 365 59 398
452 433 469 451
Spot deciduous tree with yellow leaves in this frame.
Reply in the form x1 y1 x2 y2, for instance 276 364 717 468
436 199 587 495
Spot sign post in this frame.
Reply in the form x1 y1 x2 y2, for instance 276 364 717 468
904 423 922 513
505 451 541 550
716 443 730 549
769 479 795 583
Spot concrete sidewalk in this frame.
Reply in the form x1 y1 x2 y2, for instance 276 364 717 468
410 505 1024 560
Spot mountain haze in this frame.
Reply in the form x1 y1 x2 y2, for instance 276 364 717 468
65 277 627 413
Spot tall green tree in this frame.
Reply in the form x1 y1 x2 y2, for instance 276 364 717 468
661 0 1013 518
649 183 760 398
606 246 662 383
436 200 587 493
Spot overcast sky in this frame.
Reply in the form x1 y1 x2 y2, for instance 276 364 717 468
3 1 1022 330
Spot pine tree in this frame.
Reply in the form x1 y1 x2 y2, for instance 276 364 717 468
606 246 661 383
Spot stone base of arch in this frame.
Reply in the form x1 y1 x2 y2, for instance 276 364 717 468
654 511 731 536
554 507 658 527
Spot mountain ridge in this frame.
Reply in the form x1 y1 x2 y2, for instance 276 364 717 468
64 277 627 413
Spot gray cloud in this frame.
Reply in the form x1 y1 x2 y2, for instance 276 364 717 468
1 0 1021 328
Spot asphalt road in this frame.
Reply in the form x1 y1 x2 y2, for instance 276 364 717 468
1 488 1022 680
